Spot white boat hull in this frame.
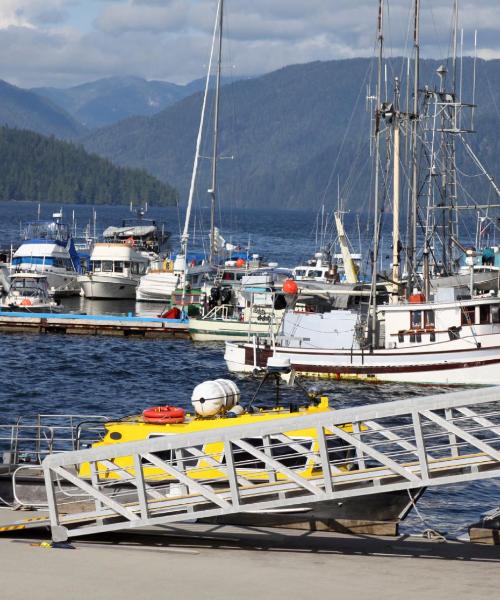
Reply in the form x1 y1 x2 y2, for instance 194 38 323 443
189 317 280 342
225 340 500 385
78 274 139 299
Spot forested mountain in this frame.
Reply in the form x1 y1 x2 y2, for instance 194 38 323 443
82 57 500 211
0 80 84 139
32 75 236 129
0 127 178 206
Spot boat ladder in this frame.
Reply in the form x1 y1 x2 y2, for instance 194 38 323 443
6 386 500 542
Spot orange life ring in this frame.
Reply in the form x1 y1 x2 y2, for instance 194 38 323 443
126 236 136 247
142 405 185 424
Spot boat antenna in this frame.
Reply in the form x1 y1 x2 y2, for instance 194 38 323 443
369 0 384 349
209 0 224 265
180 0 221 306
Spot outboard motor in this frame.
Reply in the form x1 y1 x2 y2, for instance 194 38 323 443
220 287 232 305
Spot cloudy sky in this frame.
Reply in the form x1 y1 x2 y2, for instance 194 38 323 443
0 0 498 89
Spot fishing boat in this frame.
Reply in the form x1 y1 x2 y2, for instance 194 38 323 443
225 1 500 386
0 273 59 312
11 213 82 296
188 267 293 342
0 360 421 534
77 242 149 299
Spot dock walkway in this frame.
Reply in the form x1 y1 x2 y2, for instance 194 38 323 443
0 311 189 338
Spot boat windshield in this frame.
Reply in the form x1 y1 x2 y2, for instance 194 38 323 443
22 221 70 241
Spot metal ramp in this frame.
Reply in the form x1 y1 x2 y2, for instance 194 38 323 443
5 386 500 542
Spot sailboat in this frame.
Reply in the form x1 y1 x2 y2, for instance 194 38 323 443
225 0 500 385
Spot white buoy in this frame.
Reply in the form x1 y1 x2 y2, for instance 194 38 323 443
191 379 241 417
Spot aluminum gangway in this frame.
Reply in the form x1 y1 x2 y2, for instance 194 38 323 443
7 385 500 542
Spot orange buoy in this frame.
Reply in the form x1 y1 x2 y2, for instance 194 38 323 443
20 298 32 306
282 279 299 295
235 258 246 268
142 406 185 424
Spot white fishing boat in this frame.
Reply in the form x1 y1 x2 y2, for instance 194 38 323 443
78 243 149 299
226 1 500 386
0 273 59 312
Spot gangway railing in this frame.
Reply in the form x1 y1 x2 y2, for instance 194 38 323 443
36 385 500 542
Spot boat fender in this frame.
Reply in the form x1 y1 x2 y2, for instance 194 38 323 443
143 406 185 424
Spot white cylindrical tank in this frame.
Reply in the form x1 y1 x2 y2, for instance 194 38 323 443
191 379 241 417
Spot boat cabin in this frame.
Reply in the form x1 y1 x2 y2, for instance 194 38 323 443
89 243 149 276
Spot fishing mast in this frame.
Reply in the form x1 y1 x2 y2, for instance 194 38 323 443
209 0 224 265
369 0 384 348
407 0 420 292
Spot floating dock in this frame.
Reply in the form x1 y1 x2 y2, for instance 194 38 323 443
0 311 189 338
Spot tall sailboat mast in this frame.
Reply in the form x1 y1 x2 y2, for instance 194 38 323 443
369 0 384 348
180 0 221 297
209 0 224 264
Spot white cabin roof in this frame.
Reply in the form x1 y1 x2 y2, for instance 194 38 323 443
90 243 148 262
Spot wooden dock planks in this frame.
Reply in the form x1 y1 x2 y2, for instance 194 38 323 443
0 311 189 339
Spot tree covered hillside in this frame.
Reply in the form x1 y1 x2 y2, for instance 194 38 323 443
0 127 178 206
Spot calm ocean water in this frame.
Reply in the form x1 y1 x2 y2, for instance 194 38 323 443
0 200 499 537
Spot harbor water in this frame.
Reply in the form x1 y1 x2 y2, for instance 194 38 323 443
1 200 499 537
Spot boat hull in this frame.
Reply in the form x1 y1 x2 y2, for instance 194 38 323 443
225 341 500 385
78 274 138 299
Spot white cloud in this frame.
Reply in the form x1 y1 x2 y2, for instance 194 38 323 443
1 0 500 88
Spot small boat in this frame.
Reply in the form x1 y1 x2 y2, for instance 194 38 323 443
0 362 422 534
78 242 150 299
11 213 82 297
0 273 59 312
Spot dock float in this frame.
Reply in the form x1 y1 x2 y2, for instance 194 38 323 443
0 311 189 338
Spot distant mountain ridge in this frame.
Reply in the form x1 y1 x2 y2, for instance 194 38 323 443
81 57 500 210
0 80 84 139
32 75 239 129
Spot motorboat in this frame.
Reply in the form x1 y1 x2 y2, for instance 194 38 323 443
188 268 294 342
0 273 59 312
78 242 149 299
0 366 422 535
11 214 82 297
136 253 215 303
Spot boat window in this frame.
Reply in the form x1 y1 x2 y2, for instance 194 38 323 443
123 262 130 269
102 261 113 272
139 263 147 275
222 272 234 281
424 310 435 328
92 260 102 272
236 273 244 281
131 262 139 275
492 305 500 324
410 310 422 329
461 306 475 326
480 304 491 325
114 261 124 273
294 269 306 277
230 437 312 470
